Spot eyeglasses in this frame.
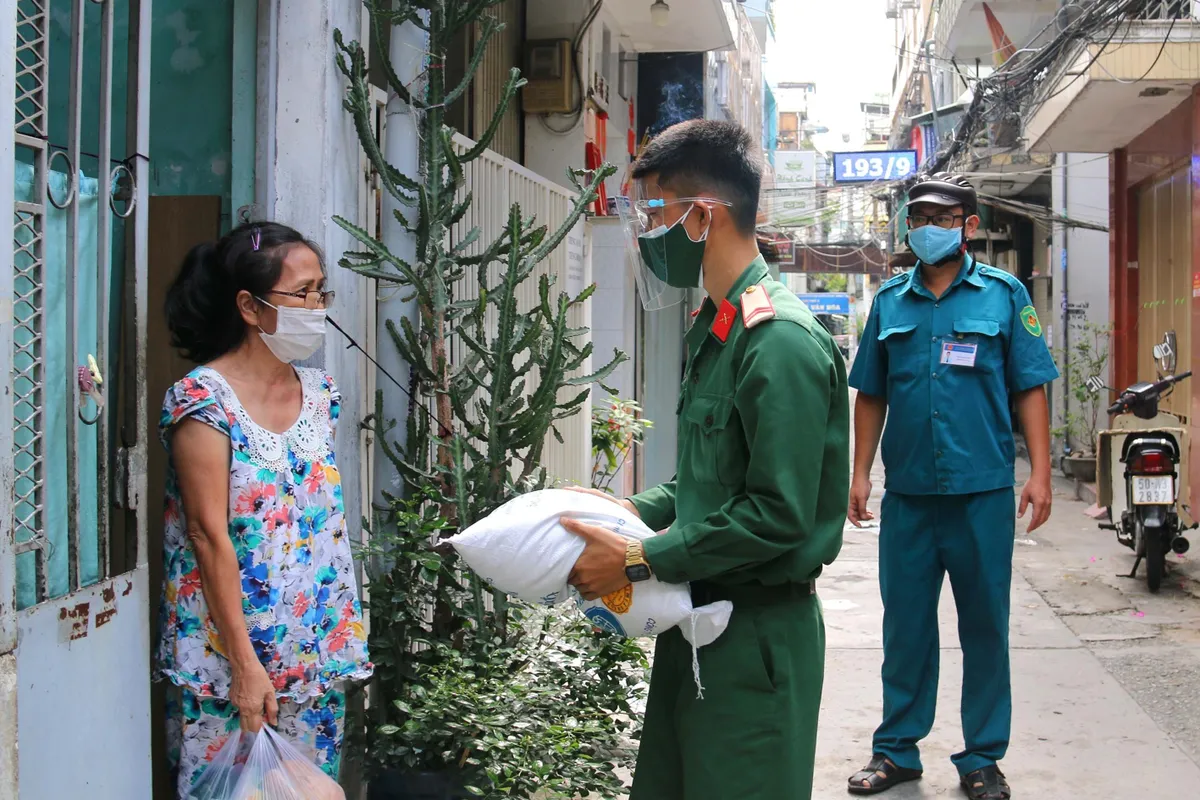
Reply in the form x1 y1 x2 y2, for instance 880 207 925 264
907 213 966 229
266 289 336 309
631 196 733 229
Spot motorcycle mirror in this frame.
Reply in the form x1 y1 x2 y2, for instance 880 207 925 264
1084 375 1110 394
1155 331 1177 375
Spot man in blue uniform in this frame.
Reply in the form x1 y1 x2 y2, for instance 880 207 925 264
845 174 1058 799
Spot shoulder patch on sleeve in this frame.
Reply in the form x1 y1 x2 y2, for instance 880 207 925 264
740 283 776 329
1019 305 1043 336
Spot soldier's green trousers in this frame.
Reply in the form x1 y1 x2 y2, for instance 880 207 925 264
630 582 825 800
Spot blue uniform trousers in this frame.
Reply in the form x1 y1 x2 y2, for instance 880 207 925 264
873 487 1015 776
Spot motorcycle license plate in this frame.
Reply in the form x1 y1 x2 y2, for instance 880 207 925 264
1132 476 1173 505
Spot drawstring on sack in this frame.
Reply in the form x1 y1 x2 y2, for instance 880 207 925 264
689 611 705 699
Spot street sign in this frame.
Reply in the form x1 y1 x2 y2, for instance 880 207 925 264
797 293 851 314
832 149 918 183
774 150 819 187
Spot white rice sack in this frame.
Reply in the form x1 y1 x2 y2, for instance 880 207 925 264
448 489 733 648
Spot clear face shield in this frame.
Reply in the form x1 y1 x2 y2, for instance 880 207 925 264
615 177 733 311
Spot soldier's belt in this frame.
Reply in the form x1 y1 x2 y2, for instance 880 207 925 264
691 580 816 607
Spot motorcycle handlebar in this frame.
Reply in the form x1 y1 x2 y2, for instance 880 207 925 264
1108 371 1193 415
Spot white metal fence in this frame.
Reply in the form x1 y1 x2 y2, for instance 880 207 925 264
446 132 592 489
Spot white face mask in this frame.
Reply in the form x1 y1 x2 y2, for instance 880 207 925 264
255 298 326 363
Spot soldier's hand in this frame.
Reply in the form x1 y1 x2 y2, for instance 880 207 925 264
561 517 631 600
848 475 875 527
1019 474 1053 533
564 486 640 518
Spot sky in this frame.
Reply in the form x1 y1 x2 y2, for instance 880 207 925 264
767 0 897 152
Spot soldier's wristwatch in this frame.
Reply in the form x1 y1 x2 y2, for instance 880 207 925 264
625 541 652 583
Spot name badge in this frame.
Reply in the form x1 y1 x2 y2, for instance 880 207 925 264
940 342 978 367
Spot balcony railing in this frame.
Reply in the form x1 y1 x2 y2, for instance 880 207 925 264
1134 0 1196 20
447 133 591 488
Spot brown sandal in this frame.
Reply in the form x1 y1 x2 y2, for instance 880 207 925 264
847 754 923 794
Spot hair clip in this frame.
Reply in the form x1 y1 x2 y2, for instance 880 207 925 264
250 226 262 252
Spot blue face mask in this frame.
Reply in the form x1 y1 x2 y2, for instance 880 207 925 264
908 224 963 265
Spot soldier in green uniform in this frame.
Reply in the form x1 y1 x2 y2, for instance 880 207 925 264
562 119 849 800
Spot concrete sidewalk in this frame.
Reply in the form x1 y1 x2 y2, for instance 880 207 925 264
816 397 1200 797
815 518 1200 798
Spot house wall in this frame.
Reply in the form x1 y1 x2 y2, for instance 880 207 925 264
258 0 371 541
589 217 639 492
1109 88 1200 509
522 0 651 488
1052 152 1111 455
523 0 639 200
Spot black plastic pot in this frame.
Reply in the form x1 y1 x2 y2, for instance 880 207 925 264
367 769 469 800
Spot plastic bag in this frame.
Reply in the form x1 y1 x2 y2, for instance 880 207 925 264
448 489 733 648
188 725 345 800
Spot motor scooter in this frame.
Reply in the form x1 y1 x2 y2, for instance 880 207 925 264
1095 336 1196 592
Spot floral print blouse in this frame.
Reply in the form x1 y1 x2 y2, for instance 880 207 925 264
156 366 372 702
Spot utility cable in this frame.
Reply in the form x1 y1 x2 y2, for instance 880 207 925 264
327 315 453 439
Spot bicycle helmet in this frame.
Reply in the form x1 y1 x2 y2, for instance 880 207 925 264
905 172 977 215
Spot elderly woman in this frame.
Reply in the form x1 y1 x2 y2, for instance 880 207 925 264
158 221 371 796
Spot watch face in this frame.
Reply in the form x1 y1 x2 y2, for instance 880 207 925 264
626 564 652 583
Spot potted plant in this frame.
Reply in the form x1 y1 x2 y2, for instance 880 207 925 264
334 2 643 795
1054 322 1111 484
359 492 647 800
591 396 653 494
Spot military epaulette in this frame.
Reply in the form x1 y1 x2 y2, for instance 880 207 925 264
740 283 776 329
879 271 910 291
977 265 1023 290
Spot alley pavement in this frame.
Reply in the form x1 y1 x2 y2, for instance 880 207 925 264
815 392 1200 798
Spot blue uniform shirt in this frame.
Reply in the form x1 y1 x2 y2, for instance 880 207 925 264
849 255 1059 496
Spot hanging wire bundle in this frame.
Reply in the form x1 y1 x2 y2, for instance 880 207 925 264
923 0 1175 180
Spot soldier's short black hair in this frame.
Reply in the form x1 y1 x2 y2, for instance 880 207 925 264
632 119 762 236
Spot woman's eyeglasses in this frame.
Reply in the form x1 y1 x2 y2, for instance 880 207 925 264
266 289 336 309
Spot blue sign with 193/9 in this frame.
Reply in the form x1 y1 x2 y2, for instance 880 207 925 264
797 293 851 314
832 150 918 183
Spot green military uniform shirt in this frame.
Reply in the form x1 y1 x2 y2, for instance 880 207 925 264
631 256 849 586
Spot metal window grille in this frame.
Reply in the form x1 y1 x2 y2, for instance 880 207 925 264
10 0 146 607
12 0 50 603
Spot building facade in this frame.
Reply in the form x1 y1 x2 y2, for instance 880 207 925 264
2 0 635 795
1023 1 1200 492
3 1 384 795
517 0 760 495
